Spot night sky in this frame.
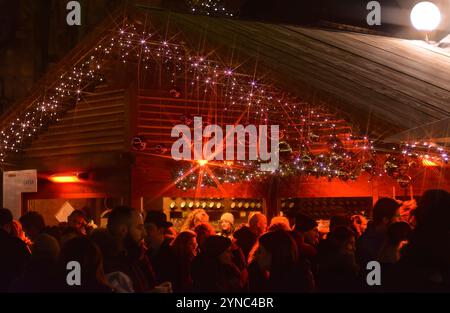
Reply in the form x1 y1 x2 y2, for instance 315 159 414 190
239 0 448 37
160 0 449 39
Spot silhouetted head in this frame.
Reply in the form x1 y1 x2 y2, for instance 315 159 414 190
330 214 351 231
219 212 235 234
32 233 60 261
328 226 356 254
107 206 146 245
59 236 107 289
202 235 233 265
68 210 88 235
0 208 13 234
172 230 198 261
256 230 298 273
19 211 46 241
144 210 172 248
249 213 267 236
372 198 401 226
181 209 209 231
268 216 291 232
414 189 450 231
194 222 216 250
294 213 319 246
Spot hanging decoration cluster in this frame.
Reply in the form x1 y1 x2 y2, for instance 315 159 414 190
381 141 449 188
171 138 449 191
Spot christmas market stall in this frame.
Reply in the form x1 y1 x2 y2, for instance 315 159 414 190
1 3 448 230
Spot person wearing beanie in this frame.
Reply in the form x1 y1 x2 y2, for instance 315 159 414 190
218 212 235 239
191 236 244 292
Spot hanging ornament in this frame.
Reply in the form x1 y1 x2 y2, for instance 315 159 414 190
279 141 293 153
384 155 400 177
397 175 412 188
362 159 377 176
170 87 182 98
328 135 345 153
301 152 313 165
408 159 419 169
308 132 320 142
131 136 147 151
330 152 344 163
279 141 293 162
338 171 350 181
153 143 168 155
297 140 310 154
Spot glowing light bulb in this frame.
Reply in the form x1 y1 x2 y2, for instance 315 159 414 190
198 160 208 166
411 2 441 31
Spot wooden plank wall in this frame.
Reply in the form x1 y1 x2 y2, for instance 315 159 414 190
23 86 127 159
19 85 132 214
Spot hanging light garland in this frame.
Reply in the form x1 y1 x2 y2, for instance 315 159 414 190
172 139 449 190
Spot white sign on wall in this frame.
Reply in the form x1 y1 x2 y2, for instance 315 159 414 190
55 201 75 223
3 170 38 219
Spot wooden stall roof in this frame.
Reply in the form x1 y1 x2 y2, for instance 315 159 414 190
141 8 450 143
3 5 450 171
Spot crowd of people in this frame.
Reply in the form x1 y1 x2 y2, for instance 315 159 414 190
0 188 449 293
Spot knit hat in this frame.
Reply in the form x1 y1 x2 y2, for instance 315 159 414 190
220 212 235 225
203 235 232 258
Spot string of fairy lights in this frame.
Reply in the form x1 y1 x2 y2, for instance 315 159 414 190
172 140 449 191
0 18 448 191
187 0 236 17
